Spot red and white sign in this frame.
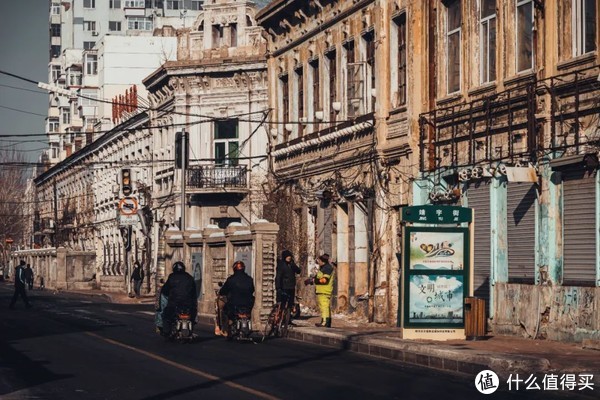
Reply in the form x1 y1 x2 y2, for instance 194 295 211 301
118 197 138 216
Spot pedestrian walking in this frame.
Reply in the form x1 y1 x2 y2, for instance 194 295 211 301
25 264 34 290
275 250 301 306
304 254 335 327
131 261 144 298
9 260 32 309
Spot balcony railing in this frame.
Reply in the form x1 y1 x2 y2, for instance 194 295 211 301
186 165 248 191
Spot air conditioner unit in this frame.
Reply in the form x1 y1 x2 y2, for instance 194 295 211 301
91 31 99 36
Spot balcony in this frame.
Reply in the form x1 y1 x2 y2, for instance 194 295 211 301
186 165 249 195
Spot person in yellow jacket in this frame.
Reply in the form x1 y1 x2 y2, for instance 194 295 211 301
304 254 335 328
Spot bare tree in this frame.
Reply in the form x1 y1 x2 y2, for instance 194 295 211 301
0 147 28 247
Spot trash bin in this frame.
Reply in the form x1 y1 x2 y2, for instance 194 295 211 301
464 297 486 340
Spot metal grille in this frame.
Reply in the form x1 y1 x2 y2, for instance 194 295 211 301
468 181 491 313
507 182 536 282
187 165 247 189
563 168 596 285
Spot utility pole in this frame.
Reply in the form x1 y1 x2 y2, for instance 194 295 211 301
180 130 187 232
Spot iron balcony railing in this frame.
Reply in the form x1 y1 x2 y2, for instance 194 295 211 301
186 165 248 190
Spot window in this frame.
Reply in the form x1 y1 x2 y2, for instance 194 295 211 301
480 0 496 83
167 0 181 9
51 24 61 37
446 0 461 93
296 68 304 137
191 0 202 10
516 0 533 72
62 109 71 124
230 23 237 47
327 50 337 122
124 0 144 7
83 41 95 50
80 90 98 106
83 21 96 32
127 17 153 31
109 21 122 31
311 60 320 113
395 14 407 105
51 65 61 82
109 0 121 8
68 70 82 86
85 54 98 75
51 3 61 14
572 0 597 56
83 0 95 9
214 119 239 166
364 30 376 111
48 119 59 133
280 75 289 139
212 24 224 47
50 45 61 58
145 0 153 7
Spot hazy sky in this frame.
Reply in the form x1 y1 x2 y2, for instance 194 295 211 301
0 0 49 164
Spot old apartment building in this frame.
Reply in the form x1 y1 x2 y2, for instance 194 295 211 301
258 0 426 323
416 0 599 341
259 0 600 341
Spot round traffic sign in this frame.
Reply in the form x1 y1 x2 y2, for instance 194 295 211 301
118 197 139 216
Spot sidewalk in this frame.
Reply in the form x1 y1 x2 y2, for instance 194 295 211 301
65 288 600 380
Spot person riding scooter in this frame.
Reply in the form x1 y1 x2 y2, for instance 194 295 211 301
160 261 197 336
216 261 255 334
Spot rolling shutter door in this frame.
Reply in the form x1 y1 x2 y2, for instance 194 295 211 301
562 168 596 285
468 181 491 310
507 183 536 282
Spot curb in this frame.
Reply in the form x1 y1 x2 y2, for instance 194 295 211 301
197 314 550 378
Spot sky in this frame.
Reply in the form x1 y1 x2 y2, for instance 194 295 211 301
0 0 49 164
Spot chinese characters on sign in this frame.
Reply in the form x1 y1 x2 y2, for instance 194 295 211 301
408 274 464 325
401 205 472 224
409 231 465 270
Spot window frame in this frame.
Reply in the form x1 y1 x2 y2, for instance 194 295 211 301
51 24 61 37
572 0 597 56
166 0 182 10
446 0 462 94
296 67 304 137
127 17 153 31
109 0 122 8
109 21 122 32
480 0 497 83
213 119 239 166
327 50 337 122
85 54 98 75
515 0 534 73
83 0 96 9
83 21 97 32
394 13 407 106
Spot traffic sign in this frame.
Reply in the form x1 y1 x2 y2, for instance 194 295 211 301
119 214 139 226
118 197 138 216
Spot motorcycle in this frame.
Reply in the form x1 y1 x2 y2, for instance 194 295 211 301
215 283 254 341
170 306 195 342
227 306 253 341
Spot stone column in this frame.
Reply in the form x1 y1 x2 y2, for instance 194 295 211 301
56 247 67 290
250 220 279 328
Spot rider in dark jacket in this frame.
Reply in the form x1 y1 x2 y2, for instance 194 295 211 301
219 261 255 318
161 261 197 333
275 250 301 305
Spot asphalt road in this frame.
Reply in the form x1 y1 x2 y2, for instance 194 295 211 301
0 283 587 400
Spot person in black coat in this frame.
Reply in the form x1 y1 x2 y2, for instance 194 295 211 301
9 260 32 309
160 261 197 334
219 261 255 320
131 261 144 298
276 250 301 307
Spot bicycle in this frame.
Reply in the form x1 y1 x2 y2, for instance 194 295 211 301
263 292 294 339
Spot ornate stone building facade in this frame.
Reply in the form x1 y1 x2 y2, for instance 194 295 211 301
143 0 269 275
258 0 427 323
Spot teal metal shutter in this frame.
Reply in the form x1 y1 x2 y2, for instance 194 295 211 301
507 182 536 282
562 167 596 285
468 181 491 309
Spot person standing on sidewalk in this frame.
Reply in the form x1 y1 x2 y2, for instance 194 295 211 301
275 250 301 307
131 262 144 298
24 264 34 290
304 254 335 327
9 260 32 309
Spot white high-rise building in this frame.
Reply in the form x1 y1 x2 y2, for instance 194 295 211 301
46 0 204 164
